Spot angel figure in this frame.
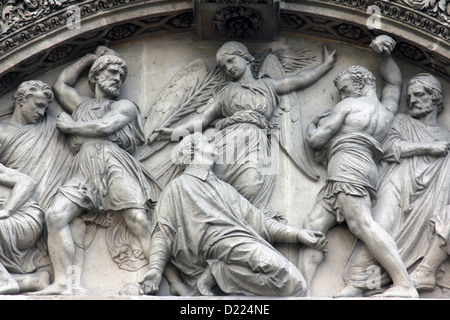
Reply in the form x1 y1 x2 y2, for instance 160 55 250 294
147 41 336 211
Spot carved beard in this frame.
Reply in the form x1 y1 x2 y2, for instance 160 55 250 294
97 79 120 99
409 102 435 119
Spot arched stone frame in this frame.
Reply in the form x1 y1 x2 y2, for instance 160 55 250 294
0 0 449 298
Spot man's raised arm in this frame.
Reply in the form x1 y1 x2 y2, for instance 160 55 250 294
371 35 402 114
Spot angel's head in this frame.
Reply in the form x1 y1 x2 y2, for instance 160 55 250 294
216 41 255 80
171 132 218 167
334 65 376 100
88 54 128 99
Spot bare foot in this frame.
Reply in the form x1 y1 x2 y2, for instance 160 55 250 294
374 286 419 299
28 283 74 296
334 285 363 298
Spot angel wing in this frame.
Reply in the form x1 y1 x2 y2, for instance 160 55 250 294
138 59 224 161
258 53 320 181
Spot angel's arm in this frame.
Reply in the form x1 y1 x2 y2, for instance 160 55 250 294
269 45 337 95
0 164 36 218
53 53 97 114
155 100 221 141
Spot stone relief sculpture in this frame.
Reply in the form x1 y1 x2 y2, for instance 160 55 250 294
0 160 50 294
299 35 419 298
32 46 162 295
0 80 72 294
339 73 450 296
138 132 327 296
147 41 336 212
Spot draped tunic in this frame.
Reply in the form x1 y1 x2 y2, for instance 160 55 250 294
211 79 279 208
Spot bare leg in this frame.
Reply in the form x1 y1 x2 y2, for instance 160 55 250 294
31 194 83 295
410 235 448 292
68 217 88 295
337 193 418 298
121 208 152 259
298 203 337 296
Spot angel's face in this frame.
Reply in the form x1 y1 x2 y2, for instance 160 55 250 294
218 54 249 80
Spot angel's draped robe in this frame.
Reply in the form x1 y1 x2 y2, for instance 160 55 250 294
342 113 450 290
149 165 306 296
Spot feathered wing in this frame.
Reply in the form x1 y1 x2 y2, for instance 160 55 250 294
259 53 319 181
138 59 224 161
138 59 225 188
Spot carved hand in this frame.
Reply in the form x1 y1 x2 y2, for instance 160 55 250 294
297 229 328 252
429 140 450 157
56 112 75 133
139 269 162 295
322 45 337 69
154 127 175 141
370 35 396 56
95 46 120 57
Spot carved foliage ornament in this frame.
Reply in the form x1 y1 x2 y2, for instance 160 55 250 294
213 6 263 37
400 0 450 22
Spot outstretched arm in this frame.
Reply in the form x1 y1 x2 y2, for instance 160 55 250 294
371 35 402 114
139 225 172 295
270 45 337 95
0 164 36 219
265 218 328 252
154 99 221 142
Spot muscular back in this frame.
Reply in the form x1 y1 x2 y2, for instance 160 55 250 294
338 95 395 143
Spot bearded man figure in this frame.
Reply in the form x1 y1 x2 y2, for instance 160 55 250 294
33 47 161 295
339 73 450 296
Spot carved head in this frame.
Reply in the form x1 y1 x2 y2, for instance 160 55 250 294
334 65 376 99
88 54 128 98
13 80 53 124
216 41 254 80
172 132 218 166
407 73 444 118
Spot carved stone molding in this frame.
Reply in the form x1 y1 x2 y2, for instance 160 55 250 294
0 0 449 96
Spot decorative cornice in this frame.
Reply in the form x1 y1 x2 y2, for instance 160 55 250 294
0 0 449 97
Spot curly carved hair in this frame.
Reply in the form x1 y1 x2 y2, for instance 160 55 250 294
88 54 128 92
334 65 377 92
13 80 54 107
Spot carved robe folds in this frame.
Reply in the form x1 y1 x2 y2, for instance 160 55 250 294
343 113 450 290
